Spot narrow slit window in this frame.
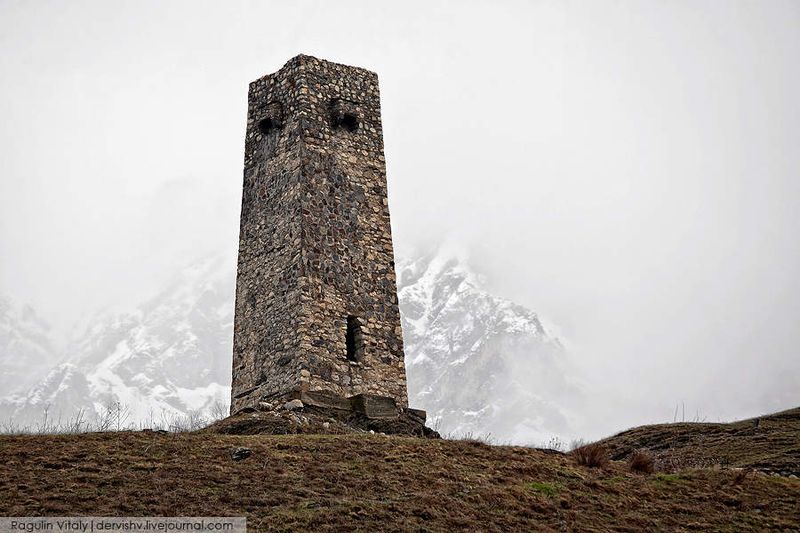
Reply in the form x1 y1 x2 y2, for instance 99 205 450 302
346 315 362 362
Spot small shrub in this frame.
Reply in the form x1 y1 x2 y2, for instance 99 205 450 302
628 450 654 474
571 442 609 468
569 439 586 452
732 468 752 485
544 436 565 452
445 431 494 445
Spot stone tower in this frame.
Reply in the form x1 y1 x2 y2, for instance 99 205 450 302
231 55 408 413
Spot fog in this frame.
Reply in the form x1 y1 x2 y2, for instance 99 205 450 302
1 1 798 435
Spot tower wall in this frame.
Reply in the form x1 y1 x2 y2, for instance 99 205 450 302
231 55 408 412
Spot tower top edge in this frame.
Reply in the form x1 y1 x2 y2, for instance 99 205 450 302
249 54 378 87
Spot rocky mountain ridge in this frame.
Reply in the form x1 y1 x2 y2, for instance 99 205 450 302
0 249 579 443
0 296 58 396
398 250 582 442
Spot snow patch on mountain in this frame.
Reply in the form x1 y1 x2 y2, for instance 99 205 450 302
398 247 584 444
0 255 234 427
0 296 58 396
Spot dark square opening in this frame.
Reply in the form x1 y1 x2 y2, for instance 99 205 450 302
257 117 276 134
340 112 358 132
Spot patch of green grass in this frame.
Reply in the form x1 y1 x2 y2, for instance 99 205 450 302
527 481 559 497
766 475 798 485
654 473 684 484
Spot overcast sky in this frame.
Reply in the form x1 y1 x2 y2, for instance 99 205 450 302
1 1 798 431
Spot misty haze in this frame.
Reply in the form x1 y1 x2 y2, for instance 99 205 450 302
1 1 798 444
2 2 800 530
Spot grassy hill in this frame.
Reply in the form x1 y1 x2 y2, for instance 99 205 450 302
1 410 799 532
600 407 800 477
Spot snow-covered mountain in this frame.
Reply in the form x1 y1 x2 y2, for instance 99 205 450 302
0 256 233 427
0 297 58 396
398 248 582 444
0 249 581 443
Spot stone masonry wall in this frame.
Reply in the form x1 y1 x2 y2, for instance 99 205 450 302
231 55 408 412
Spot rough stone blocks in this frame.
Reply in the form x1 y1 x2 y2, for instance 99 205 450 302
231 55 409 413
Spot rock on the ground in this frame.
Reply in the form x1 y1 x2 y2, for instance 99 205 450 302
231 447 252 461
282 399 304 411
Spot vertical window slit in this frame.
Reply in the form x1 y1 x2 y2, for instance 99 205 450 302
346 315 362 362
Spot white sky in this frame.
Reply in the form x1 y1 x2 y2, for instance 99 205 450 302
1 0 798 432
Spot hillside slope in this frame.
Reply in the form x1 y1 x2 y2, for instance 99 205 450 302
600 407 800 477
1 429 798 532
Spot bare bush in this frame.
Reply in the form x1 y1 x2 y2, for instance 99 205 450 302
628 450 654 474
210 401 229 421
571 442 609 468
445 430 495 445
569 439 586 452
1 401 232 435
164 410 214 432
544 436 565 452
732 468 752 485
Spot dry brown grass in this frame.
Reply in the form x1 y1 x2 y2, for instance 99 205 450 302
629 450 655 474
571 442 609 469
0 430 798 531
732 468 753 485
600 407 800 477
